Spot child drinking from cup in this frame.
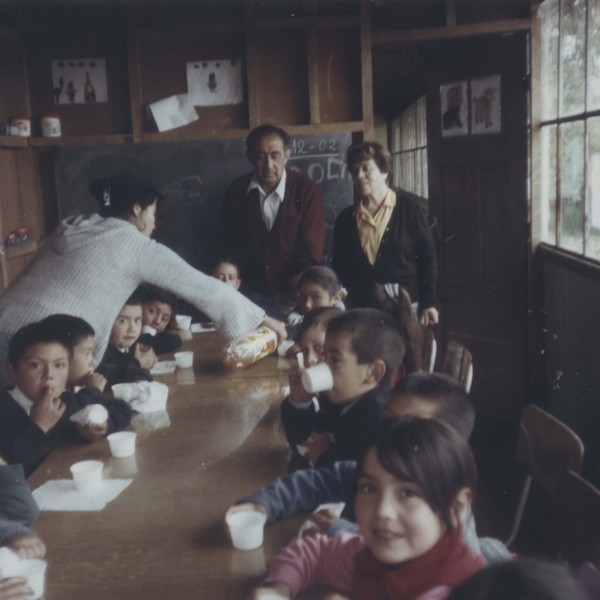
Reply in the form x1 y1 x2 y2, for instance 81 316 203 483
97 291 156 388
137 284 182 355
250 417 484 599
281 308 405 467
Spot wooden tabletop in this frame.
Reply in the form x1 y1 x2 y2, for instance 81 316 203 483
27 330 323 600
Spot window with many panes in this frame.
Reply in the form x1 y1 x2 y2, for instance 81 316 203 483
389 96 429 199
538 0 600 259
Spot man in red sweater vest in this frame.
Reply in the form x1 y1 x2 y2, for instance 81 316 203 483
222 124 325 316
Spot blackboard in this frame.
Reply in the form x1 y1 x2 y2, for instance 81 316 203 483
54 133 353 272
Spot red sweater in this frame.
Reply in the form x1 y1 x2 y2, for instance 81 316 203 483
222 168 325 295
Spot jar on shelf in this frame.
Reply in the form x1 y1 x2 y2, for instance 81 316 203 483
10 116 30 137
41 114 61 137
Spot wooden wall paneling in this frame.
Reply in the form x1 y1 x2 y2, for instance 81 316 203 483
253 28 309 125
315 26 362 124
0 28 30 127
137 26 248 134
245 3 260 130
360 0 374 139
126 3 143 141
307 23 321 124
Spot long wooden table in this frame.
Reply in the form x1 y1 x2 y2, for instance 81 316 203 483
27 330 321 599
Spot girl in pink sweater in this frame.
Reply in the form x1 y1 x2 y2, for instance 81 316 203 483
249 417 485 600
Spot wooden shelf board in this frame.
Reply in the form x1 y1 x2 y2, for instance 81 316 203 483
0 136 28 149
29 134 135 148
2 240 39 259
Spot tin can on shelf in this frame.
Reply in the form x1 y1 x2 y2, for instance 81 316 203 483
10 116 31 137
41 114 61 137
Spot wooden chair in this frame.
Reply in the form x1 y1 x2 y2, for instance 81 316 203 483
441 340 473 393
551 470 600 567
504 405 585 548
421 326 437 373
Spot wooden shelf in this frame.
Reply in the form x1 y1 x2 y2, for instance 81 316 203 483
29 134 135 148
0 136 28 148
2 239 38 259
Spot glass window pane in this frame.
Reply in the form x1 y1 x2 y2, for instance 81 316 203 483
587 0 600 110
559 0 586 117
393 154 402 189
586 117 600 259
559 121 585 252
421 148 429 199
540 125 557 244
540 0 559 120
391 117 401 152
416 96 427 147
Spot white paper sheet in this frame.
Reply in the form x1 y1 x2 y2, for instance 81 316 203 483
33 479 133 511
186 58 243 106
149 93 198 132
150 361 176 375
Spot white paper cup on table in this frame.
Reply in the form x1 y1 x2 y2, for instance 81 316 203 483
226 510 267 550
301 363 334 394
141 325 157 335
174 351 194 369
107 431 137 458
5 559 47 600
70 460 103 494
111 383 134 401
175 314 192 330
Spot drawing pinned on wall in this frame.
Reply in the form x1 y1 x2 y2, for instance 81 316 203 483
52 58 108 104
471 74 501 134
186 59 243 106
440 81 468 137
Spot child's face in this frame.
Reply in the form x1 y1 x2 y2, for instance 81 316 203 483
324 330 375 404
142 301 173 333
355 447 445 565
296 324 327 367
382 393 437 421
297 282 337 315
10 342 70 402
213 263 241 289
70 335 96 386
111 304 143 349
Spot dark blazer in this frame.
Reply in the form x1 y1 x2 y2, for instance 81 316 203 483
222 168 325 295
332 188 437 308
97 344 152 389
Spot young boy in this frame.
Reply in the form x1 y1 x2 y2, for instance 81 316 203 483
211 258 242 290
137 284 182 355
0 320 132 476
97 292 156 388
281 308 405 467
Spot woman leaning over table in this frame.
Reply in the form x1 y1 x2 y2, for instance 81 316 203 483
0 173 285 388
332 141 439 325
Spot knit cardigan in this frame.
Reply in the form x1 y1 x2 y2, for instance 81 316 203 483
0 214 265 360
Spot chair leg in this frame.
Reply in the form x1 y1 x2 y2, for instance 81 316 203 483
504 474 532 548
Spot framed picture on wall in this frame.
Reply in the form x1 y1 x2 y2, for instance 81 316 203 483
440 81 468 137
471 74 501 134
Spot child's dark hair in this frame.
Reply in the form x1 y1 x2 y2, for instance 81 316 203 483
297 265 343 297
347 281 422 373
296 306 342 340
7 320 73 368
136 284 178 312
123 289 145 307
39 314 95 351
327 308 405 385
358 417 477 531
447 558 589 600
211 256 241 276
90 173 161 219
392 373 475 439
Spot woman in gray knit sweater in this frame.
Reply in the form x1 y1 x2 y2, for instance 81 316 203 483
0 174 284 386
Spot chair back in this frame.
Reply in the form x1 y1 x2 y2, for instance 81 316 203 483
552 470 600 567
441 340 473 392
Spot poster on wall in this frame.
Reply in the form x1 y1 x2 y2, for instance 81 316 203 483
440 81 468 137
471 74 501 134
51 57 108 104
186 59 243 106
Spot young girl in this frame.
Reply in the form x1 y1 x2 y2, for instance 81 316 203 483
97 291 156 387
251 417 484 599
347 280 424 374
286 266 346 338
137 284 182 355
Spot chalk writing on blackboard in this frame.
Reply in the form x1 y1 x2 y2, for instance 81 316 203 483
290 137 340 155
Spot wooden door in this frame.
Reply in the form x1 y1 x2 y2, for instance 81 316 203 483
427 34 529 420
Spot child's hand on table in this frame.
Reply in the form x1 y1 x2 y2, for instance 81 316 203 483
247 582 291 600
0 577 32 599
302 431 332 465
77 421 108 443
134 343 158 370
30 388 65 432
6 535 46 559
300 508 339 537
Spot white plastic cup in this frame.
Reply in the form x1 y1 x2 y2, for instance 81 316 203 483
141 325 157 335
6 559 47 600
226 510 267 550
174 351 194 369
301 363 334 393
107 431 137 458
111 383 133 401
70 460 103 494
175 315 192 330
